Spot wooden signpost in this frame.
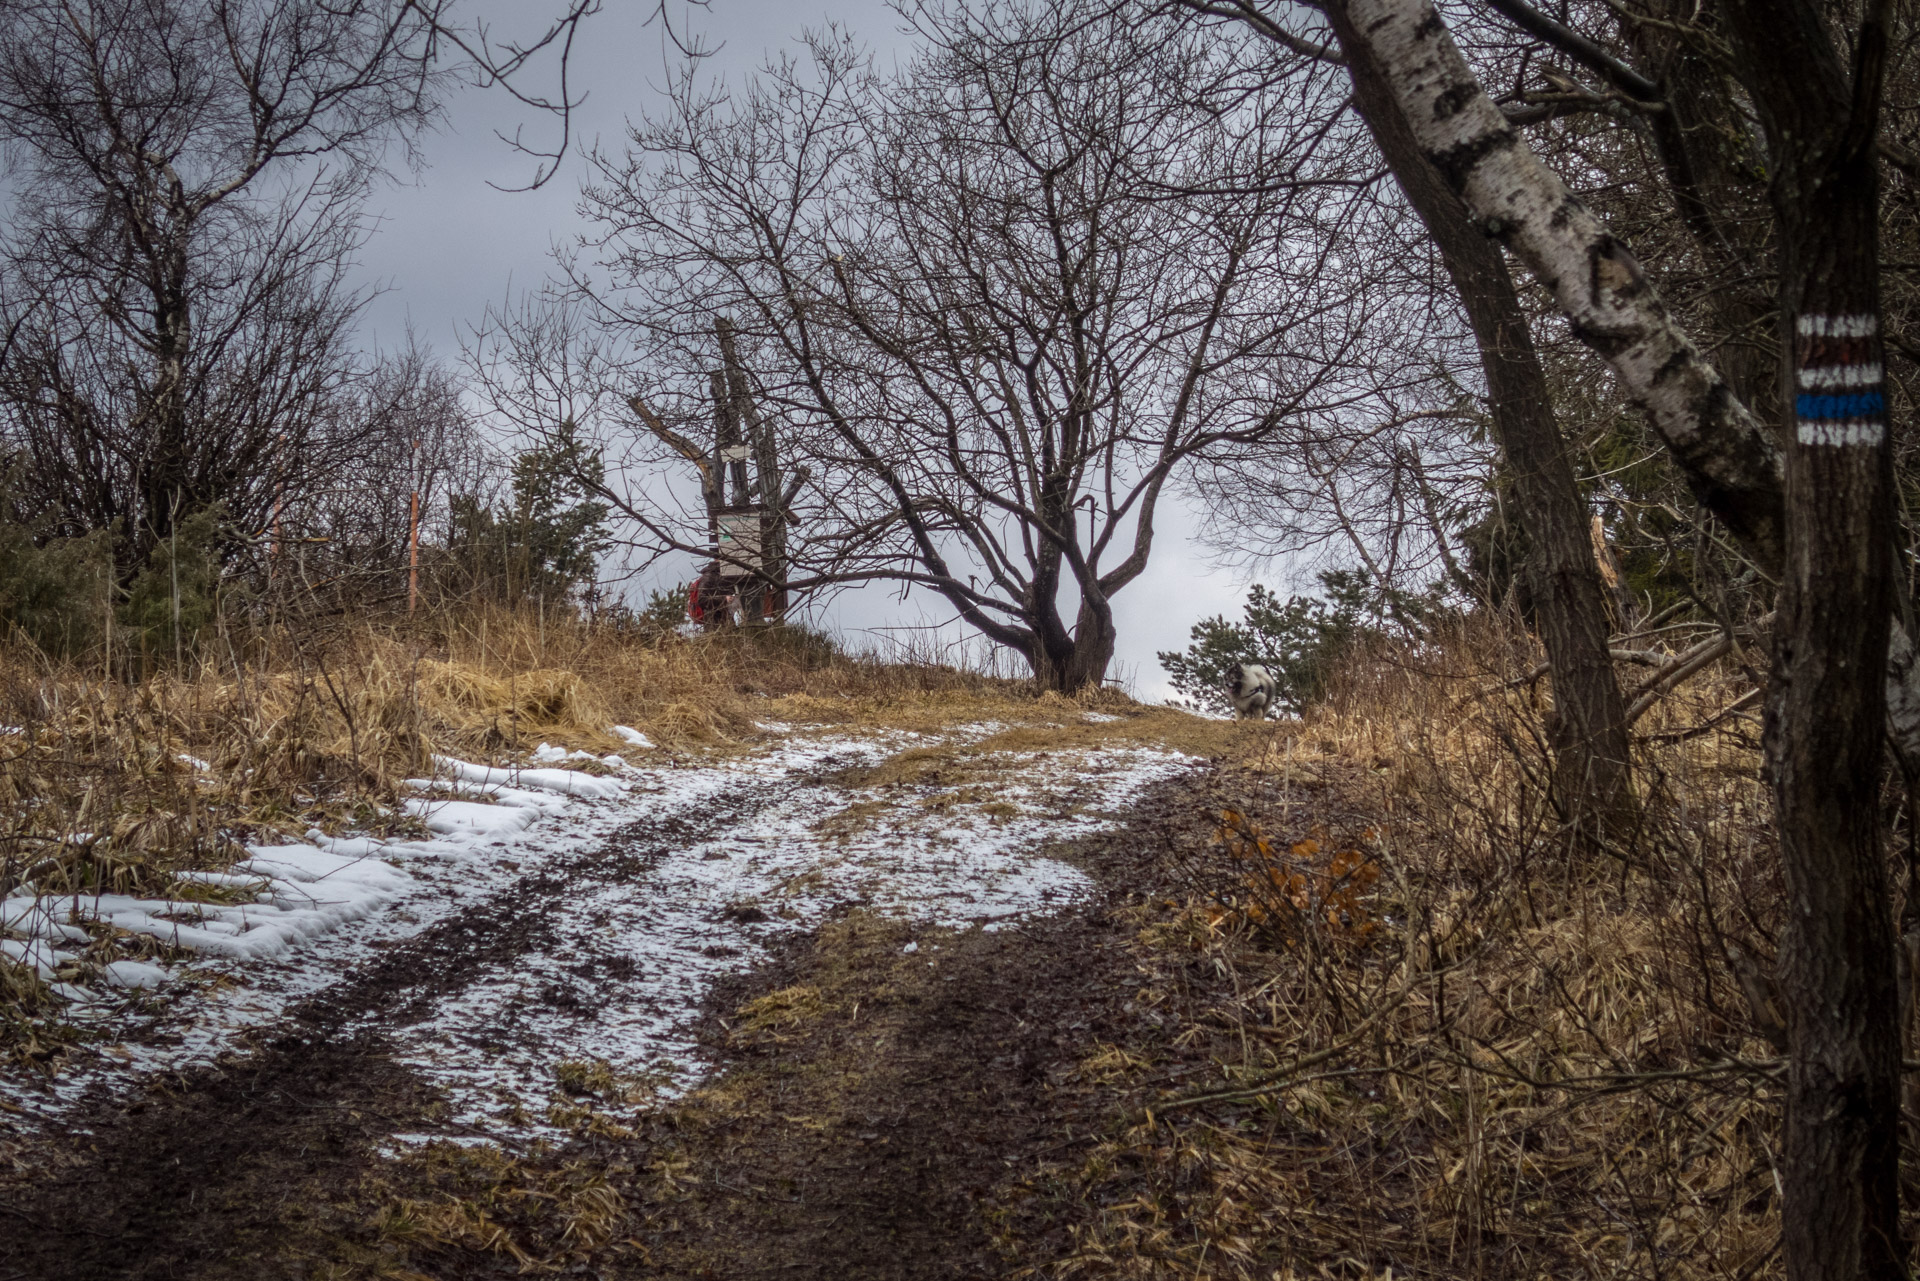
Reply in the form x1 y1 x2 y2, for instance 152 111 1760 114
629 314 801 627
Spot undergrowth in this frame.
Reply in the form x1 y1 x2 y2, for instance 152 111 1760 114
1000 612 1839 1279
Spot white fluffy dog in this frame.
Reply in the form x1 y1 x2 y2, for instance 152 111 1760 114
1228 663 1279 720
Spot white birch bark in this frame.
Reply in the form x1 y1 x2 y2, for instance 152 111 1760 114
1343 0 1782 562
1341 0 1920 770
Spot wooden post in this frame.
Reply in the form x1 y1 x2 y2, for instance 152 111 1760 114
408 438 421 616
626 392 724 625
746 375 786 621
716 316 787 622
714 319 759 620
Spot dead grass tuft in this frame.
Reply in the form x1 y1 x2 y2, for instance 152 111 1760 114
654 699 724 744
1001 612 1808 1279
372 1143 636 1274
736 984 826 1033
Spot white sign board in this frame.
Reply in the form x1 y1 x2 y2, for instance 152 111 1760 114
716 507 763 575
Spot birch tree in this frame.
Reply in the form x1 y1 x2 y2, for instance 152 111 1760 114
1332 0 1904 1270
1187 0 1638 823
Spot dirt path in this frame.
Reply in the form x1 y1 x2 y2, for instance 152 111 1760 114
600 789 1204 1281
0 786 750 1280
0 749 1218 1280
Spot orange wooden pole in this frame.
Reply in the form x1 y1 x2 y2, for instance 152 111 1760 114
408 439 421 615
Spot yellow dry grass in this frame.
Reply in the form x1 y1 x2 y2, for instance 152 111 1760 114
1011 613 1797 1280
0 602 1225 1062
372 1144 634 1274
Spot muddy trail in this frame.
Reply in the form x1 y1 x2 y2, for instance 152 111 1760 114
1 746 1227 1280
0 777 786 1280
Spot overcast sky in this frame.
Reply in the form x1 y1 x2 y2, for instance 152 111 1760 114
354 0 1286 701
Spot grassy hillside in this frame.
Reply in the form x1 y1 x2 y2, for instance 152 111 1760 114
0 604 1805 1277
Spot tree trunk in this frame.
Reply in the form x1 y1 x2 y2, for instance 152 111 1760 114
1720 2 1901 1275
137 238 194 563
1341 0 1903 1271
1030 598 1116 693
1324 0 1634 826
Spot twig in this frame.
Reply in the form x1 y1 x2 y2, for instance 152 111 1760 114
1639 688 1763 743
1623 615 1771 724
1143 980 1415 1118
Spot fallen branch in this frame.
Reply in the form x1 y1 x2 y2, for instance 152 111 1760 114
1639 688 1764 743
1621 615 1769 725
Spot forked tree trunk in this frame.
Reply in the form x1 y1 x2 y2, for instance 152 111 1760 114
1029 603 1117 694
1340 0 1903 1272
1323 0 1633 826
1721 1 1900 1275
1338 0 1920 779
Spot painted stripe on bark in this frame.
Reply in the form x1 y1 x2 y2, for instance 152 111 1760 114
1796 392 1885 419
1795 317 1884 446
1797 362 1883 388
1796 314 1878 337
1797 420 1886 447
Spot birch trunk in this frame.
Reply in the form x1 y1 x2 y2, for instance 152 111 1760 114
1341 0 1920 774
1324 0 1634 827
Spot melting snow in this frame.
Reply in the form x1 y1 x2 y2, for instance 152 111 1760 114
1 724 1196 1146
401 796 543 836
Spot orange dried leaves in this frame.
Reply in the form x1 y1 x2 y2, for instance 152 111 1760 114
1213 809 1380 943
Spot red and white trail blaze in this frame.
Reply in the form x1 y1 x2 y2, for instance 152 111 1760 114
1794 314 1886 448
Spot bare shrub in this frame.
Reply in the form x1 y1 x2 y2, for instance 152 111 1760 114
1008 616 1798 1278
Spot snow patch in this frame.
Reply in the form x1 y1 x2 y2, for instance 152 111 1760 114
104 960 169 989
2 731 1198 1147
2 938 74 979
402 797 543 835
611 725 653 749
531 742 601 764
430 754 626 799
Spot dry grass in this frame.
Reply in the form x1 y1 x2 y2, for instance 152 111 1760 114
1004 613 1817 1279
371 1143 636 1276
0 602 1139 1064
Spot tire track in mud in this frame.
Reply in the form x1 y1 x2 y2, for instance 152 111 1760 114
0 735 1185 1279
0 766 817 1281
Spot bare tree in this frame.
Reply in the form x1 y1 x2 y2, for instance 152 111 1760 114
540 3 1383 688
281 344 482 580
0 0 600 570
